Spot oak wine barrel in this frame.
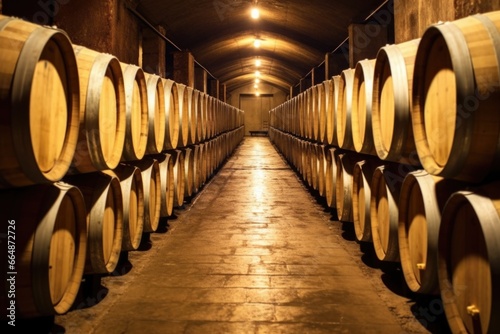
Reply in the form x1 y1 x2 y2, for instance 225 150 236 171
64 172 123 275
335 151 364 222
120 63 148 161
107 164 144 252
144 73 166 154
325 76 340 146
0 16 80 188
163 79 180 150
325 147 338 208
438 180 500 334
412 11 500 182
127 158 161 237
337 68 356 150
172 149 186 208
352 58 376 155
0 182 87 317
372 38 421 165
398 170 466 294
71 45 126 173
352 158 381 243
370 163 409 262
154 153 175 219
176 84 190 147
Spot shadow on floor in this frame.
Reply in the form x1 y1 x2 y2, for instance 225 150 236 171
334 218 453 334
409 294 453 334
4 316 63 333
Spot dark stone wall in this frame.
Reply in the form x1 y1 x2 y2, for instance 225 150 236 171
3 0 141 64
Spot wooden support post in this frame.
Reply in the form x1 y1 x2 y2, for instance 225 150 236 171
210 79 220 100
348 22 389 68
394 0 454 43
174 50 195 88
141 25 167 76
329 51 349 76
222 84 227 103
195 67 208 93
325 53 330 80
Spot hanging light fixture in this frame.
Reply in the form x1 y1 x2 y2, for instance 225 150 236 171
251 7 260 19
251 1 260 19
253 38 261 48
255 58 262 67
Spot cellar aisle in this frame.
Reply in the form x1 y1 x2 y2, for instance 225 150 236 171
50 137 434 334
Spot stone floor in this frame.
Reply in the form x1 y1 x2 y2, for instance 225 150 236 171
25 137 451 333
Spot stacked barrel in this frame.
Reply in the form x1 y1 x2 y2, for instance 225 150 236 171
0 15 244 319
270 10 500 334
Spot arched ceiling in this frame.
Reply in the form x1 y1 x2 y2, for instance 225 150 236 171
136 0 388 94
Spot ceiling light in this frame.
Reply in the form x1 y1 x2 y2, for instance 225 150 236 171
254 83 258 88
253 38 261 48
251 7 260 19
255 70 261 77
255 92 261 96
255 59 262 67
255 78 260 83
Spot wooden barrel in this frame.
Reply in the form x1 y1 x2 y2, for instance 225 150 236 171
292 98 299 136
192 144 202 193
317 145 328 197
438 180 500 334
308 143 319 190
301 140 310 178
107 164 144 252
213 100 220 137
64 172 123 274
317 83 327 144
162 79 180 150
119 63 148 161
337 68 356 150
372 38 421 165
324 77 340 146
370 163 407 262
352 58 376 155
154 153 175 219
305 87 314 140
183 147 195 198
206 96 214 140
176 84 191 147
193 90 203 144
186 86 197 145
208 139 216 177
200 94 209 141
71 45 126 173
127 158 161 237
325 147 338 208
0 182 86 317
172 149 186 207
0 16 80 188
311 85 320 142
213 137 220 173
298 93 305 138
412 12 500 182
398 169 466 294
145 73 166 154
336 151 365 222
198 143 208 186
352 158 381 243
